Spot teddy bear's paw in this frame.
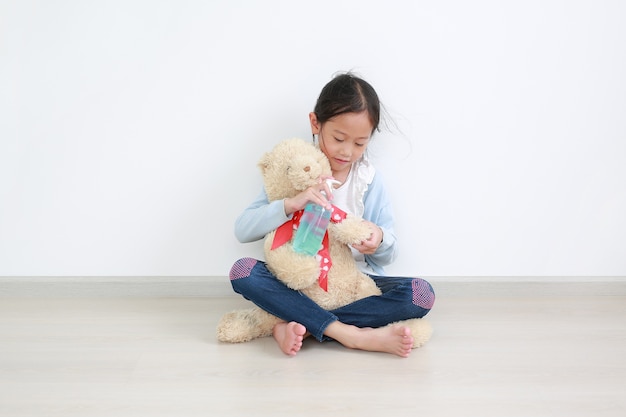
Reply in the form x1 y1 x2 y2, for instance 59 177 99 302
329 215 372 244
216 308 282 343
389 318 433 349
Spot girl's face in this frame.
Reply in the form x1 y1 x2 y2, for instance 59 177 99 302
309 111 373 180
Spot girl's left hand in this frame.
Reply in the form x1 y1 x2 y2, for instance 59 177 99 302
352 221 383 255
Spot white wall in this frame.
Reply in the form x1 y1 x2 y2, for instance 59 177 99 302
1 0 625 277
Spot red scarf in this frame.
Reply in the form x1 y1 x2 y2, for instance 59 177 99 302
271 205 348 291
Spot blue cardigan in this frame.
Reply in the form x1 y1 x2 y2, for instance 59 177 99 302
234 172 398 275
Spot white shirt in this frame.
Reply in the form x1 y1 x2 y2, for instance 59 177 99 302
329 156 376 274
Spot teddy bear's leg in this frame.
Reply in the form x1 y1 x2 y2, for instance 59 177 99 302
265 243 320 290
387 318 433 349
216 307 283 343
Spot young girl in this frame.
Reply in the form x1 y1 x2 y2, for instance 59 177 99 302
230 73 435 358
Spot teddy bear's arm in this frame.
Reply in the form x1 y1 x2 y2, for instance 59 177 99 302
328 214 372 245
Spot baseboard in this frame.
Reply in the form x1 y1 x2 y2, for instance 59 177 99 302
0 276 232 298
426 276 626 297
1 276 626 298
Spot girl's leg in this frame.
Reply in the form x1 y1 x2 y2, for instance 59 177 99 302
230 259 434 357
323 321 416 357
318 276 435 357
328 275 435 329
229 258 338 342
331 276 435 327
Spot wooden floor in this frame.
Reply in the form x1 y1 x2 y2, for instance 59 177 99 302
0 295 625 417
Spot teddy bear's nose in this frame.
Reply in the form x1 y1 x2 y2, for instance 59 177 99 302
304 166 311 172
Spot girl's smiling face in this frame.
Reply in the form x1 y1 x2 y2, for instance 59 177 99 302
309 111 373 180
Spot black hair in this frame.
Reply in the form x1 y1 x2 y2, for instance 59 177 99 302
313 72 381 135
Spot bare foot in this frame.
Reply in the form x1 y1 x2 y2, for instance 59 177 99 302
272 321 307 356
326 323 414 358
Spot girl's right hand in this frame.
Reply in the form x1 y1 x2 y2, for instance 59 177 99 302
283 176 335 216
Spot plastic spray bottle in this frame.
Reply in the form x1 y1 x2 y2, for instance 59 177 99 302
292 179 341 256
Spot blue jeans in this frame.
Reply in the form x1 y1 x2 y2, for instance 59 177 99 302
229 257 435 341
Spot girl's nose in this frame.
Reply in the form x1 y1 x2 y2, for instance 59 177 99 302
338 144 351 157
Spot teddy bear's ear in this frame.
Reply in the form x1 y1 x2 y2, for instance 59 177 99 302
258 152 271 174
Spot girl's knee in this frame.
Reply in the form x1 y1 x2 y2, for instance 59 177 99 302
229 257 258 281
229 257 260 295
412 278 435 310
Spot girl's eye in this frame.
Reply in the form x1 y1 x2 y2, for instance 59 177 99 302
334 137 344 143
355 142 365 147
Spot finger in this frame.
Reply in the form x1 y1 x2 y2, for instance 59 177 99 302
309 188 331 209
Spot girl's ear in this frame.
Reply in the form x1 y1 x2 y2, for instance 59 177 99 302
309 112 320 135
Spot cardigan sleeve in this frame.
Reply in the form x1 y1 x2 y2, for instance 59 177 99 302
234 189 292 243
362 173 399 273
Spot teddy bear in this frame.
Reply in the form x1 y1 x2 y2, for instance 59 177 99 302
217 138 432 349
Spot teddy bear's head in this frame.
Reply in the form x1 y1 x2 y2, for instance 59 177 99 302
258 138 331 202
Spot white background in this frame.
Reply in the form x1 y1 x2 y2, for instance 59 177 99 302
1 0 625 277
